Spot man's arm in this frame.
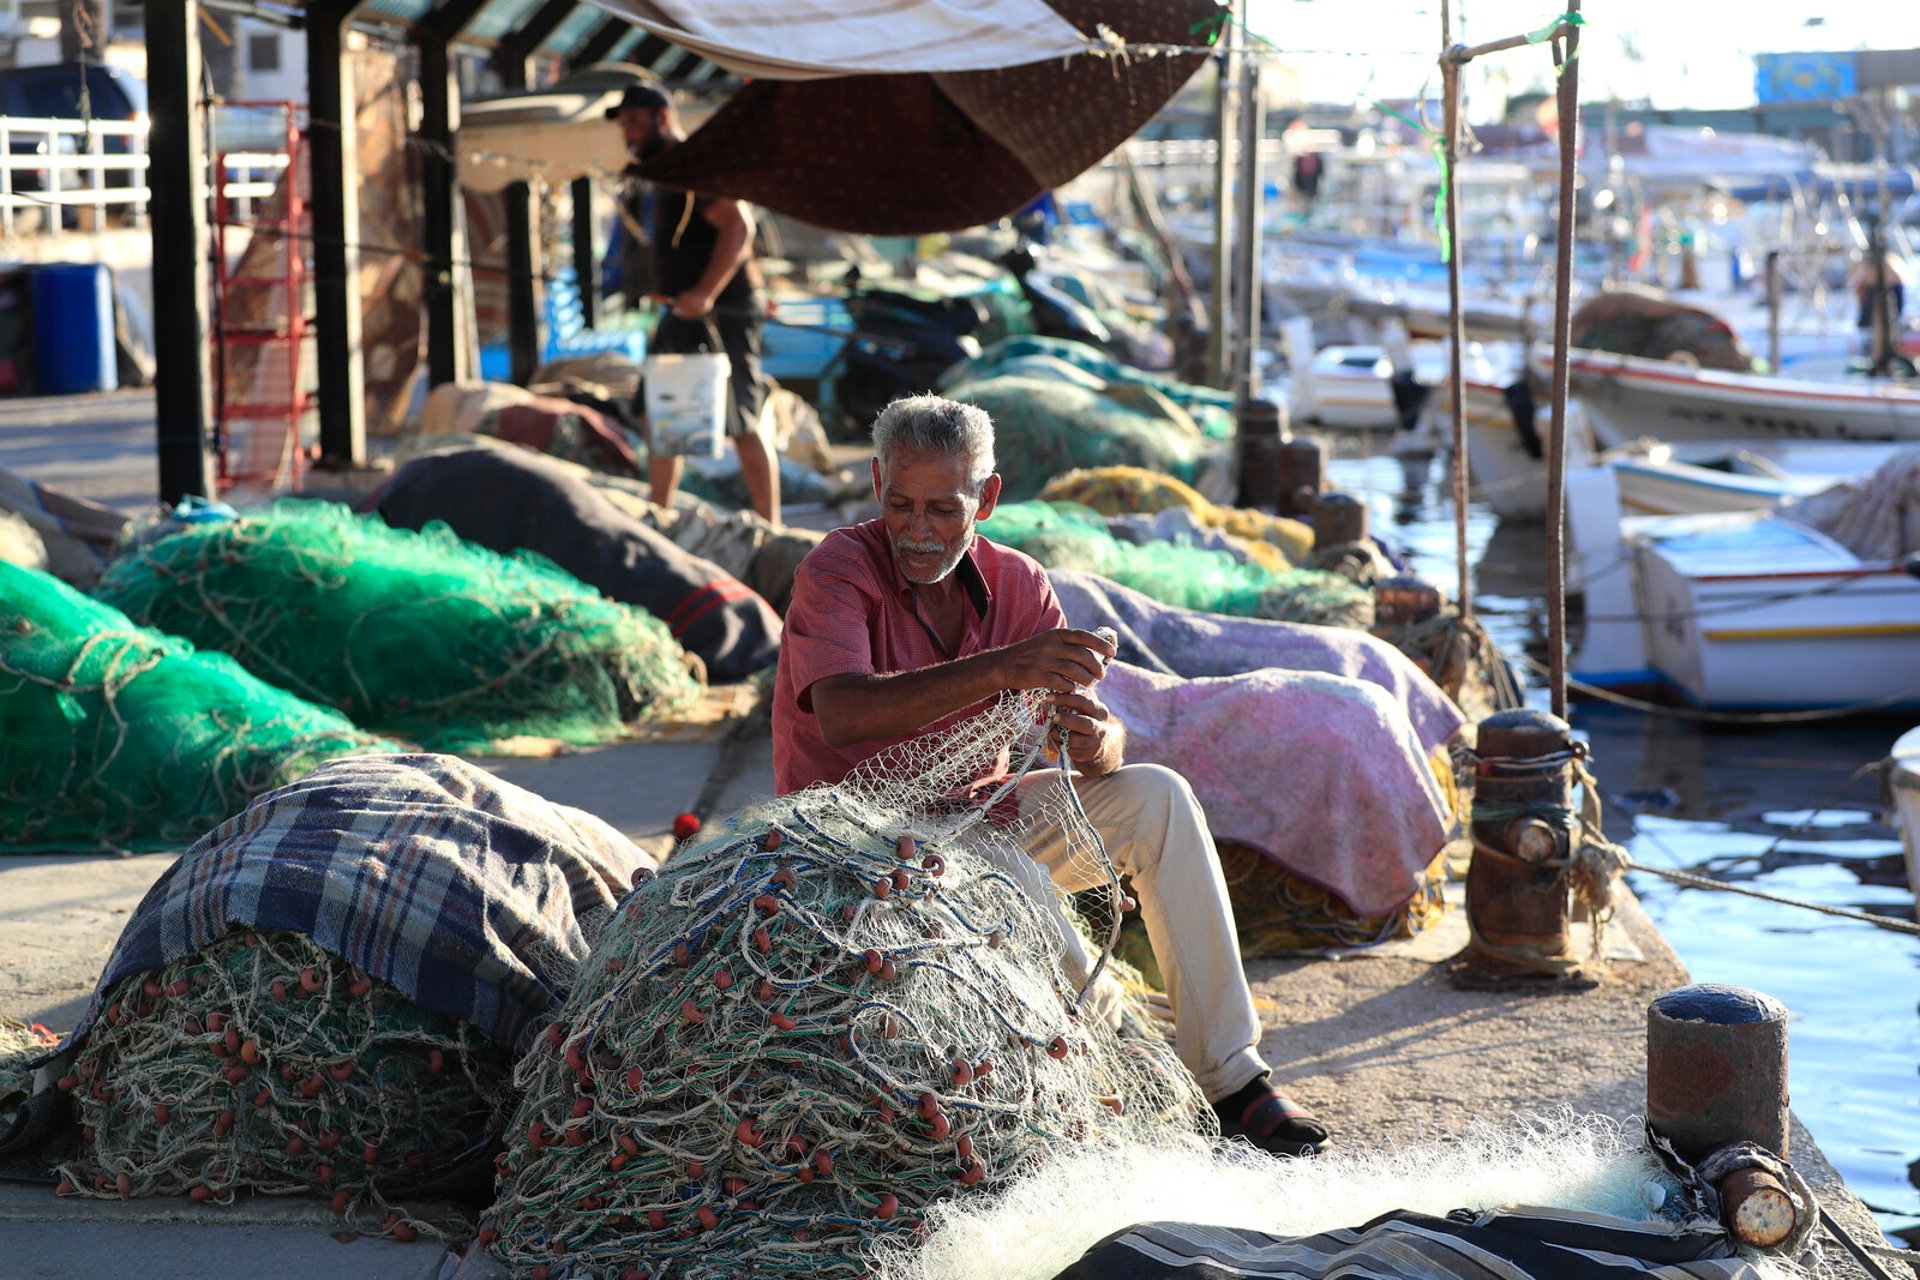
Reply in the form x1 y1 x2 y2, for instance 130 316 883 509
670 198 752 319
810 628 1116 749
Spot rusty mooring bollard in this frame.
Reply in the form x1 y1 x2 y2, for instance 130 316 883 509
1455 709 1578 985
1647 984 1790 1163
1275 438 1325 518
1310 491 1368 546
1373 574 1443 628
1647 985 1800 1251
1234 397 1285 510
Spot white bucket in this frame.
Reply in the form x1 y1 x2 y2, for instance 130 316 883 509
643 350 731 458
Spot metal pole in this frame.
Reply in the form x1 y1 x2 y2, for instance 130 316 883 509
1441 3 1471 620
145 0 216 503
1765 250 1781 375
416 0 487 389
1233 29 1264 399
307 0 367 467
1208 38 1238 389
571 176 597 330
1544 0 1581 719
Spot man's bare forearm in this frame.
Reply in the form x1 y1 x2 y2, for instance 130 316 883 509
810 653 1009 748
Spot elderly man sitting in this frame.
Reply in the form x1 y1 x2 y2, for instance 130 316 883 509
771 394 1331 1158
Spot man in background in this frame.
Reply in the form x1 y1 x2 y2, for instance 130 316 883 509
610 84 780 523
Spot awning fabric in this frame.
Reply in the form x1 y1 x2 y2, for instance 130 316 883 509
590 0 1094 79
635 0 1218 235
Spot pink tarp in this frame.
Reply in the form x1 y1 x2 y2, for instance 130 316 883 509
1099 662 1457 918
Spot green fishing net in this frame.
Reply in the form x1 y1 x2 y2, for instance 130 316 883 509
941 376 1231 503
945 335 1234 435
93 501 702 752
982 502 1374 628
0 562 400 853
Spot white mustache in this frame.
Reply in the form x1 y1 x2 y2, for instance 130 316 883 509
896 540 946 555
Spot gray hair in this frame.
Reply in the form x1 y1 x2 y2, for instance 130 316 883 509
870 395 996 494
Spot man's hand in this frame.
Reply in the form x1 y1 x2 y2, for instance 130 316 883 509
1047 688 1124 776
996 628 1116 694
670 289 715 320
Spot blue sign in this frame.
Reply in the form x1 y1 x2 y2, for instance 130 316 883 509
1754 52 1857 104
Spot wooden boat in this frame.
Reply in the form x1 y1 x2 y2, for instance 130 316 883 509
1556 348 1920 450
1567 466 1920 710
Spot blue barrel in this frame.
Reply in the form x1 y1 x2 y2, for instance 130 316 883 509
31 263 117 394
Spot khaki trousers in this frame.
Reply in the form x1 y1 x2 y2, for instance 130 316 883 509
1004 762 1269 1103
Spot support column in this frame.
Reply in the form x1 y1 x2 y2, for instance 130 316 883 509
570 176 597 329
307 1 366 467
145 0 216 502
415 0 489 388
494 11 562 388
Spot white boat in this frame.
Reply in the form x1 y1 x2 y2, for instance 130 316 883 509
1398 373 1599 521
1558 348 1920 450
1603 439 1915 516
1893 726 1920 919
1567 465 1920 710
1280 316 1513 433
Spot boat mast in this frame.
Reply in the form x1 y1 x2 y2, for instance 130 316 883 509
1232 0 1266 400
1543 0 1581 717
1209 14 1240 389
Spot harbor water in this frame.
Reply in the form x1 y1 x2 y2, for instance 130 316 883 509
1326 441 1920 1246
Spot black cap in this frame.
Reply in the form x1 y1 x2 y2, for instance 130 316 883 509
606 83 671 119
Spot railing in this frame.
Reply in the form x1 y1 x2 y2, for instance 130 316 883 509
0 114 294 237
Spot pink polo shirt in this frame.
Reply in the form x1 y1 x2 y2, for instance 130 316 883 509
773 520 1066 793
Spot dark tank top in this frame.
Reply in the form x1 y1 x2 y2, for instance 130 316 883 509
650 189 753 309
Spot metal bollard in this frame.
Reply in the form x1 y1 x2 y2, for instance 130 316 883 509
1275 438 1325 517
1646 984 1790 1164
1459 710 1577 980
1235 397 1285 510
1310 491 1368 546
1373 574 1443 628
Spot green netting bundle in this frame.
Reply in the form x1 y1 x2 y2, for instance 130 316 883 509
982 501 1374 629
942 335 1235 436
93 501 702 752
56 929 513 1233
940 376 1231 503
0 562 400 853
482 772 1203 1278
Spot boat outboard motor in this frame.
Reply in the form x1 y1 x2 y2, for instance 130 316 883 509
1000 246 1114 351
834 264 993 437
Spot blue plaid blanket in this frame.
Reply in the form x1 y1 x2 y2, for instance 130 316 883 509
62 753 650 1054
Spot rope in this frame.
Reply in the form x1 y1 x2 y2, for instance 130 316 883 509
1518 652 1920 724
1627 863 1920 938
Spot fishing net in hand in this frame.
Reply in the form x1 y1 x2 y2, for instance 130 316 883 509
92 500 702 752
483 693 1210 1279
941 375 1232 503
0 562 399 853
1038 467 1315 568
982 502 1374 629
56 928 514 1232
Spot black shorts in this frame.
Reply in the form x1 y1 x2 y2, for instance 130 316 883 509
645 306 770 441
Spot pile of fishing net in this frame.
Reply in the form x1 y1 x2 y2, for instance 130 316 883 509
93 500 701 752
56 928 513 1226
1217 842 1450 957
0 562 399 852
940 375 1232 503
982 502 1373 629
32 752 655 1233
482 693 1209 1279
945 336 1235 436
1038 466 1314 569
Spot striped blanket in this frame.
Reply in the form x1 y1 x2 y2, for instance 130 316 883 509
61 754 652 1056
1054 1207 1764 1280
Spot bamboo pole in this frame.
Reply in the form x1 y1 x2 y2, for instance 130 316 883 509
1544 1 1581 718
